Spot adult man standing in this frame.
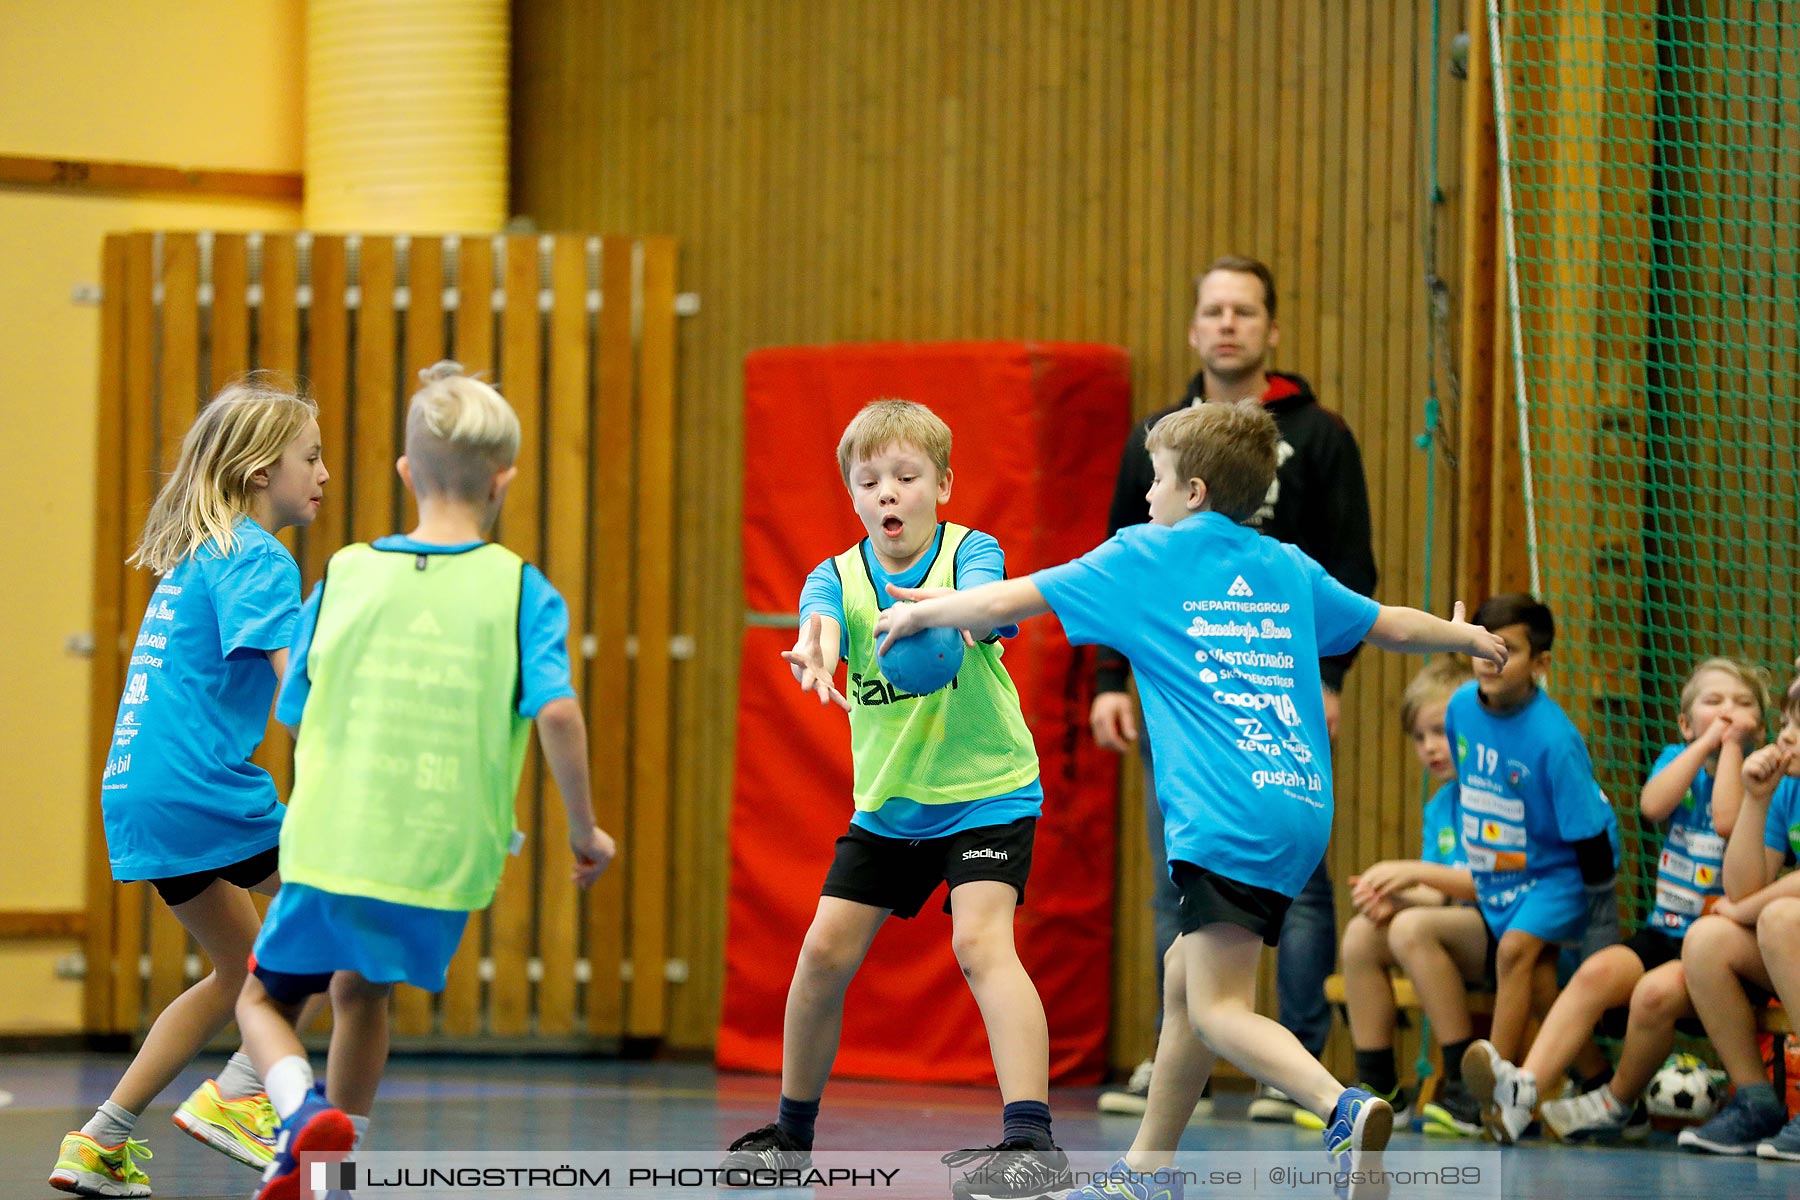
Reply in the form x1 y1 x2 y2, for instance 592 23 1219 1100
1094 255 1378 1122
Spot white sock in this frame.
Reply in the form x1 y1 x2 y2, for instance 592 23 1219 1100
80 1101 137 1145
349 1114 370 1150
1599 1086 1628 1117
216 1051 263 1100
264 1056 315 1121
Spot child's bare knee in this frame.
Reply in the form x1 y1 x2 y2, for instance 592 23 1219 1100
1384 909 1432 958
798 925 864 982
1628 970 1687 1025
1680 915 1730 966
950 923 1011 979
1757 898 1800 946
1494 931 1540 974
329 972 390 1012
1341 914 1374 957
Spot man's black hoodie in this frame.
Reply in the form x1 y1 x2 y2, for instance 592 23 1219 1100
1094 369 1378 694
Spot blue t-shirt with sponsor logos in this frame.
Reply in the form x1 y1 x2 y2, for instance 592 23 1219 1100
798 524 1040 839
1034 511 1380 896
1761 773 1800 866
102 518 301 881
1444 681 1618 931
1645 743 1730 936
1421 782 1467 867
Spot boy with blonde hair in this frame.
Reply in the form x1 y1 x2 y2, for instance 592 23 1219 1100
879 400 1507 1199
237 363 615 1199
1337 656 1486 1132
725 400 1066 1200
1677 685 1800 1156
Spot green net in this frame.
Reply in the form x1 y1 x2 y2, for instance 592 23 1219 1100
1493 2 1800 930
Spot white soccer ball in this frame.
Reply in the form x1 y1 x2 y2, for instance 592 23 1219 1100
1645 1053 1724 1120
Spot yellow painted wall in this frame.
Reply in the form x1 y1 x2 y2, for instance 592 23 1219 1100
0 1 303 1032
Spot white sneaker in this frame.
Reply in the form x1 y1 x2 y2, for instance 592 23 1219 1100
1541 1084 1633 1142
1249 1085 1305 1123
1461 1040 1535 1144
1096 1059 1214 1122
1097 1059 1155 1115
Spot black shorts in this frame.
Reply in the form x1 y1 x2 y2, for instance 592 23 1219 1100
1594 927 1704 1039
250 956 336 1006
146 846 280 907
1172 862 1292 946
1478 920 1500 989
820 817 1035 919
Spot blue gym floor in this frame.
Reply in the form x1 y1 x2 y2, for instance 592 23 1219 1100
4 1055 1795 1199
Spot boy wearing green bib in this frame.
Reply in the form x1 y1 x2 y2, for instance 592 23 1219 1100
724 401 1067 1200
236 364 617 1200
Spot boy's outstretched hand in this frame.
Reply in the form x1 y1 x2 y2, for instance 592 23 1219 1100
782 613 851 710
873 592 926 650
882 585 977 645
1451 600 1508 666
570 825 617 887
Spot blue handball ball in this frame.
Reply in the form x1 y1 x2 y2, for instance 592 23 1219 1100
876 611 965 696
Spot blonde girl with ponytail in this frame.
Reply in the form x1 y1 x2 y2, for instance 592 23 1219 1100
50 376 329 1199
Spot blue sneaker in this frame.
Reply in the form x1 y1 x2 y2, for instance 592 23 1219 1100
1758 1111 1800 1161
1678 1089 1787 1155
1324 1088 1394 1200
1063 1156 1184 1200
255 1085 354 1200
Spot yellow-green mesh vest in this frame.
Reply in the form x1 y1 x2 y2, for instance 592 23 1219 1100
280 542 531 911
836 523 1039 810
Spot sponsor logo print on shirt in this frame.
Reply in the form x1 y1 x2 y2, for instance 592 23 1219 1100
1213 690 1300 725
1228 576 1254 597
121 674 150 706
1235 718 1281 757
408 610 445 637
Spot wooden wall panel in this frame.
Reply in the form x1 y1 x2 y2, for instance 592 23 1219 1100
513 0 1471 1070
88 233 676 1045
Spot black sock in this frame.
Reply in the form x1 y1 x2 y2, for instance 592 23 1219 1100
776 1095 819 1149
1441 1039 1475 1085
1001 1099 1053 1149
1354 1048 1399 1097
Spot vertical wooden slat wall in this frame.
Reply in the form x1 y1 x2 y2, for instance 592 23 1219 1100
511 0 1471 1071
86 232 677 1044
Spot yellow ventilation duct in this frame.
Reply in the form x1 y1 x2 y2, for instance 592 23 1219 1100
305 0 508 230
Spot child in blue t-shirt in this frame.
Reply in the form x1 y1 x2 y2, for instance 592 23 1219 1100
1679 685 1800 1156
877 400 1507 1197
1337 656 1483 1128
724 401 1063 1200
235 364 615 1200
51 379 330 1199
1446 594 1621 1141
1466 657 1772 1144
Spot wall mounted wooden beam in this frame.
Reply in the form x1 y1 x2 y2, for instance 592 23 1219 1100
0 154 302 201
